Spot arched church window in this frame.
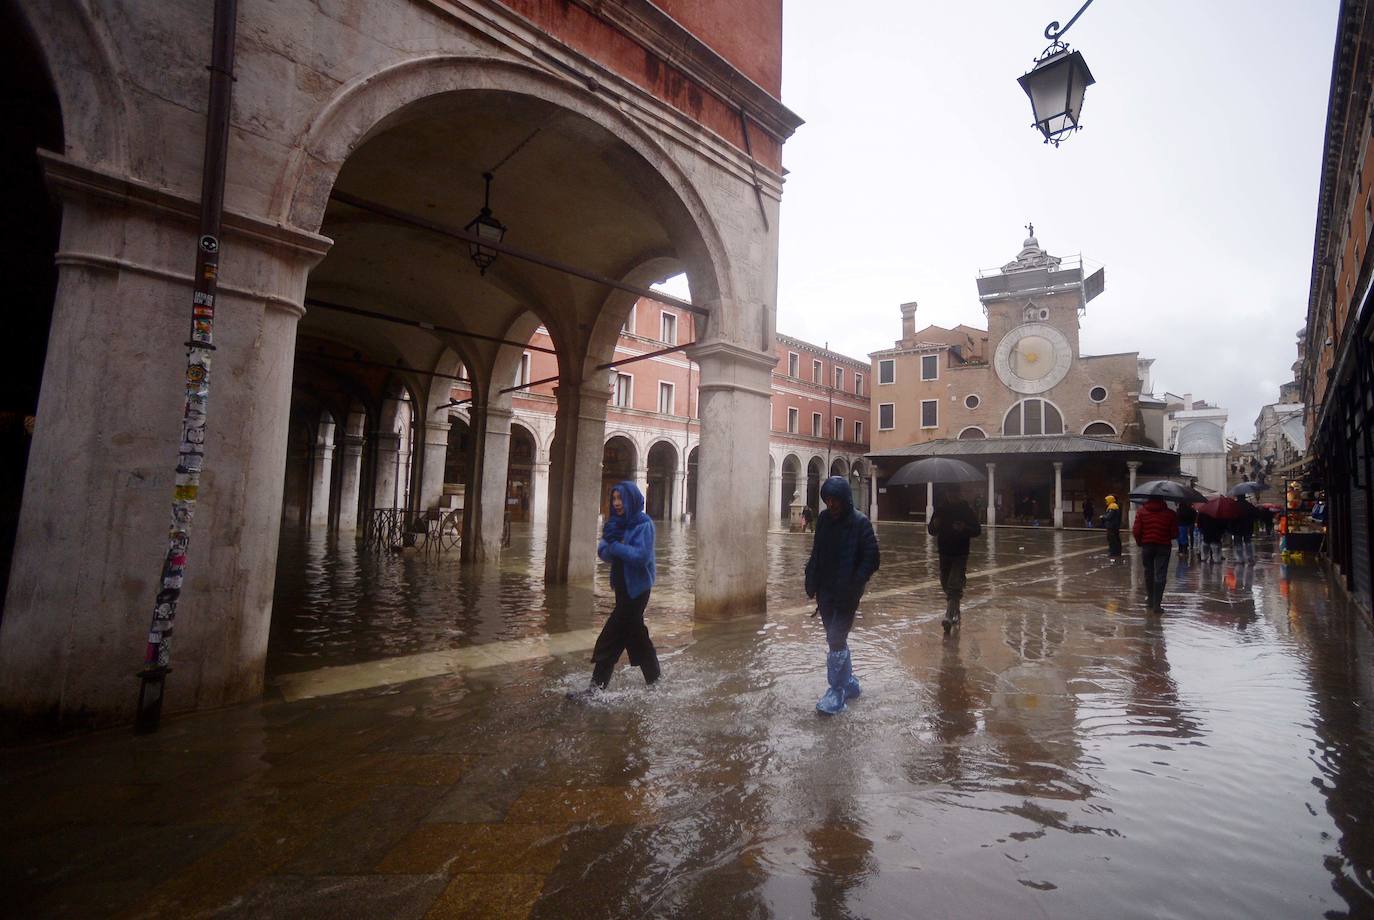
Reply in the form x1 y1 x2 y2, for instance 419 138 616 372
1003 399 1064 436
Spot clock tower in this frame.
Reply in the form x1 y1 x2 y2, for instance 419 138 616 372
976 227 1089 385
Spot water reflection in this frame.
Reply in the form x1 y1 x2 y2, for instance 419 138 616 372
253 525 1374 918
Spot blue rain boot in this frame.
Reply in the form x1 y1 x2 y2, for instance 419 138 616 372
842 651 861 700
816 649 849 715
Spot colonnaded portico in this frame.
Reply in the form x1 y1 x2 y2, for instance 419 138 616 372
0 0 800 733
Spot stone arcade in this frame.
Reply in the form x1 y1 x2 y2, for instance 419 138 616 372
0 0 800 732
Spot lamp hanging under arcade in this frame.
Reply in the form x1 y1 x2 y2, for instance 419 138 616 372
465 171 507 275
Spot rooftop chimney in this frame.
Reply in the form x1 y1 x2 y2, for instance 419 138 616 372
900 301 918 344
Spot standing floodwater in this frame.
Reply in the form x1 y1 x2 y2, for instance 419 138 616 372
5 526 1374 919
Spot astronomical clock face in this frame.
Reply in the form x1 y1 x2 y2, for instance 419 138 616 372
993 323 1073 394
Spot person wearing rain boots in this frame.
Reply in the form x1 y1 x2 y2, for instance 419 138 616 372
928 486 982 634
804 476 880 716
1132 496 1178 612
1229 495 1258 564
1102 495 1123 561
574 481 660 697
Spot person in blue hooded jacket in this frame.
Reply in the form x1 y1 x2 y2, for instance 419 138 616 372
579 480 660 693
804 476 880 715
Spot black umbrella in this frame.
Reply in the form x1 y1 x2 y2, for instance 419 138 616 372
1128 479 1207 504
1228 481 1265 497
887 457 987 485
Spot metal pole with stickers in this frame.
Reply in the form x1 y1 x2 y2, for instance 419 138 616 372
135 0 239 733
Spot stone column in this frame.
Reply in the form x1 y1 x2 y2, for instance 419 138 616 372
926 481 935 522
545 382 610 584
336 434 365 531
633 464 650 509
372 432 402 509
1053 461 1064 529
308 422 335 529
870 473 879 521
475 405 512 561
674 461 689 520
0 158 328 731
986 463 997 527
530 458 550 528
417 420 451 511
688 341 777 617
769 465 783 525
1127 461 1141 529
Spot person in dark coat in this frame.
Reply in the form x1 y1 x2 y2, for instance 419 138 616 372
804 476 880 715
576 481 660 695
1176 501 1197 555
1132 497 1178 612
1197 511 1227 564
1102 494 1123 561
1229 495 1258 564
927 486 982 633
1082 498 1096 529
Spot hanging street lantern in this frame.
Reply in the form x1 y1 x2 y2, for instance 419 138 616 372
465 171 507 275
1018 0 1097 147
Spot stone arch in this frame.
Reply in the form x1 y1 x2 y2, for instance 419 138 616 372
645 438 679 520
1082 420 1117 438
506 422 538 523
806 455 826 510
277 56 729 320
780 452 802 519
14 1 131 170
1002 398 1065 436
601 434 638 515
958 426 988 440
830 456 849 478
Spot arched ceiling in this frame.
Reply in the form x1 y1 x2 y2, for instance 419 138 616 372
303 90 686 379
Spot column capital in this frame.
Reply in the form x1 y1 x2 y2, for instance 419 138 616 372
1053 461 1064 471
1126 460 1142 470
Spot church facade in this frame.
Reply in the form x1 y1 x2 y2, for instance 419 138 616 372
867 230 1180 527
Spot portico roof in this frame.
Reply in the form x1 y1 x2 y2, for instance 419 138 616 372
867 435 1180 461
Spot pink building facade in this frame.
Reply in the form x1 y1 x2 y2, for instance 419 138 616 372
445 299 872 526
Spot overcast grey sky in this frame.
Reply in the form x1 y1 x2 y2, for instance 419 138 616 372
773 0 1338 441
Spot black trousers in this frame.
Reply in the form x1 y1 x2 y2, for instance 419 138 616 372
1106 528 1122 557
939 553 968 618
1140 543 1171 608
591 585 659 687
817 592 858 651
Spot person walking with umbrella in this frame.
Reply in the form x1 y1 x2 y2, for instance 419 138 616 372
804 476 880 715
1229 494 1258 564
1132 494 1178 612
1102 494 1123 561
1197 508 1227 563
928 484 982 633
1176 500 1197 557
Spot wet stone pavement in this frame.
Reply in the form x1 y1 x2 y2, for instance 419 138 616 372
5 524 1374 919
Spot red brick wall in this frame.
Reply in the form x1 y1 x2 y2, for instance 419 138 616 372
493 0 782 170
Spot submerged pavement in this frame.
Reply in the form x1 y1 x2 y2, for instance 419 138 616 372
5 524 1374 919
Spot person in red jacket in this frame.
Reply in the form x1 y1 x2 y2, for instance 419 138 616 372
1132 497 1179 612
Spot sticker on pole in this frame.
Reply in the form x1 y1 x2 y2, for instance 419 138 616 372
199 235 219 254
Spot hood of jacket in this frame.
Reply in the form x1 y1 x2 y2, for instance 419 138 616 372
1142 497 1167 511
820 475 854 514
613 480 649 523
